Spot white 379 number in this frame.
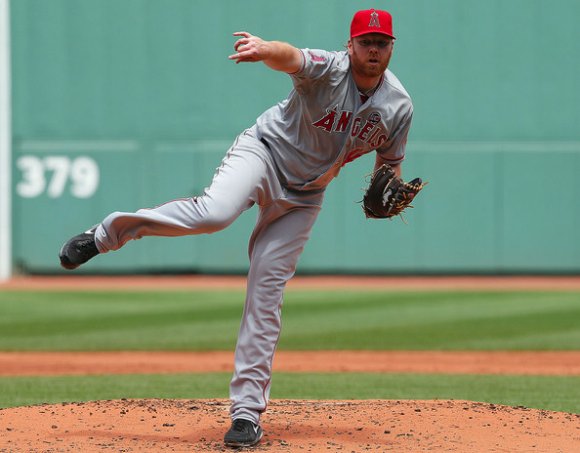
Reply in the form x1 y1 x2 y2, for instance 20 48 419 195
17 156 99 199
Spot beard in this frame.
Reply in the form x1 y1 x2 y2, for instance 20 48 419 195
350 48 391 79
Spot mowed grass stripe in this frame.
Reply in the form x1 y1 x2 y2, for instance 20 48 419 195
0 373 579 414
0 290 578 350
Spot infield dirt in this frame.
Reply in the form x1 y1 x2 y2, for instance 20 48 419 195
1 398 578 452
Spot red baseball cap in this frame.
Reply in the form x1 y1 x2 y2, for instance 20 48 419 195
350 9 395 40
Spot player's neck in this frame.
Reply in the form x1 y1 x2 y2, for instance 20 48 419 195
353 73 384 94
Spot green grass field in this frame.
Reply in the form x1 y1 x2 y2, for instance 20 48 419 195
1 289 579 412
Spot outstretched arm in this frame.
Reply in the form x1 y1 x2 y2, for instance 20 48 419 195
229 31 303 74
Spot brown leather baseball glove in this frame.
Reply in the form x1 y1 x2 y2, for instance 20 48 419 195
362 164 426 219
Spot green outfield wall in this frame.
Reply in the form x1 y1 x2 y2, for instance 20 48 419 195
9 0 580 274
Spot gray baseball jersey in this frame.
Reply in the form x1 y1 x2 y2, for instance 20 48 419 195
256 48 413 191
89 46 413 427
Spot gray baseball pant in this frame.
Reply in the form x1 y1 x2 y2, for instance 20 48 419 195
93 127 324 424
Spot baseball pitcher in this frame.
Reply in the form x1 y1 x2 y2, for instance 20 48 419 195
59 9 424 448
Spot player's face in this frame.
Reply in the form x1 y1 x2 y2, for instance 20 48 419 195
348 33 394 79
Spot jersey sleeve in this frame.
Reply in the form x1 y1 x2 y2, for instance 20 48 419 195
376 109 413 165
289 49 337 94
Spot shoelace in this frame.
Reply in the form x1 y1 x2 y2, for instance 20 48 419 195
74 234 95 250
232 419 250 432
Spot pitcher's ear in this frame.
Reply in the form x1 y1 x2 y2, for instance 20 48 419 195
347 39 353 55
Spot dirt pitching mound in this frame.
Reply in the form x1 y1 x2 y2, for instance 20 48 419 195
1 399 578 452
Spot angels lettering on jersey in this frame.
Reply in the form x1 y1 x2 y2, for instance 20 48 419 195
312 106 387 164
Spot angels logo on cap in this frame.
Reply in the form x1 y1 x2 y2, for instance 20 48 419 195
350 9 395 39
368 11 381 28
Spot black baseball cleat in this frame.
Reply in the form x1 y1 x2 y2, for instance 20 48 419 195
223 418 263 448
59 227 100 270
